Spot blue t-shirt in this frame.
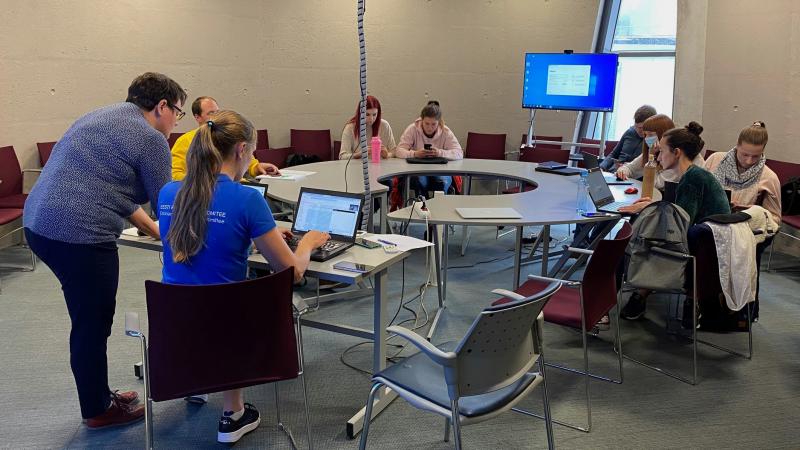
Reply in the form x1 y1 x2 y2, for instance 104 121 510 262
158 174 276 285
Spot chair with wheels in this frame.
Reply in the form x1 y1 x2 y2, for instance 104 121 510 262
491 222 632 432
125 268 313 449
359 282 561 450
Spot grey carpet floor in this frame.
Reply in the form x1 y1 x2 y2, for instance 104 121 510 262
1 225 799 449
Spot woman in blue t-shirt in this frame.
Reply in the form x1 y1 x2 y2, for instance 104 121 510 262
158 110 329 444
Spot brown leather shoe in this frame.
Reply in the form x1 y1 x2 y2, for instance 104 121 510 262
110 390 139 405
86 398 145 429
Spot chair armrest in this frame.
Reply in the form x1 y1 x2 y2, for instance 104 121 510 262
527 274 581 288
567 246 594 255
491 288 525 301
124 312 143 338
387 325 456 367
651 246 691 260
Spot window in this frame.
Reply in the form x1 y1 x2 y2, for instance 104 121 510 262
586 0 677 141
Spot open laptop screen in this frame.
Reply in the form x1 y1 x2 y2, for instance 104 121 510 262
240 180 269 199
586 168 615 206
293 188 363 240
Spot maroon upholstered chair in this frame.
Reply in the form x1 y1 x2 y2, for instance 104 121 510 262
333 140 342 159
256 129 270 150
491 222 633 432
765 158 800 270
255 147 292 169
465 132 506 160
290 129 333 161
0 146 29 209
126 268 312 449
502 138 568 195
36 142 56 167
703 148 717 160
576 138 617 168
166 132 183 149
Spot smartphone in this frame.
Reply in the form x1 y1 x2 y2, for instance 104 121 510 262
333 261 375 273
355 237 382 249
423 144 432 150
581 212 616 218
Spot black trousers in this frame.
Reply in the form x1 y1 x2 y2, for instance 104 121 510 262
25 229 118 419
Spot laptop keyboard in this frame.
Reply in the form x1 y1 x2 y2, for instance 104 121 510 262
600 201 630 212
287 236 345 252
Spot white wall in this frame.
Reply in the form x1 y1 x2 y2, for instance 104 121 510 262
0 0 600 170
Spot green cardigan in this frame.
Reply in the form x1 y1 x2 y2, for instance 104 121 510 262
675 165 731 224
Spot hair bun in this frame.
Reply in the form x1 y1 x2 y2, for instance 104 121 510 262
685 121 703 136
427 100 440 106
752 121 766 128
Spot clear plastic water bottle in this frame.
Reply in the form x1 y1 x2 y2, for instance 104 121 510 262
370 136 382 163
576 170 592 214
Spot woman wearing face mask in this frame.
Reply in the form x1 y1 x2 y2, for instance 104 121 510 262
395 100 463 196
619 122 730 320
615 114 706 191
339 95 396 160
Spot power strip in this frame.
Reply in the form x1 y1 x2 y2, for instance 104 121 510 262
412 199 431 218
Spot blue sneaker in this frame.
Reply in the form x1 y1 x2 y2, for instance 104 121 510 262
218 403 260 444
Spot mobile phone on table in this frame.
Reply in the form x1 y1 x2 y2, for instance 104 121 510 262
424 144 432 150
581 212 616 218
355 237 382 249
333 261 375 273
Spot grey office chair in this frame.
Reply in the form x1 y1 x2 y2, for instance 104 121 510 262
359 282 561 450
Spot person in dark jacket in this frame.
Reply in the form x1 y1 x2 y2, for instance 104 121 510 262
599 104 657 171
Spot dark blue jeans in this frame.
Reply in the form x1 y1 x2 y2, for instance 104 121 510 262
412 176 452 198
25 229 118 419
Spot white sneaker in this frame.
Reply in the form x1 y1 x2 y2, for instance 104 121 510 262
184 394 209 404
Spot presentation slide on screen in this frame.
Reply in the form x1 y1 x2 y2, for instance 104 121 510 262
546 65 590 97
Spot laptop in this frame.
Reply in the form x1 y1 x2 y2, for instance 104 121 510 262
240 180 269 199
585 168 637 213
288 187 364 262
406 157 449 164
581 152 599 169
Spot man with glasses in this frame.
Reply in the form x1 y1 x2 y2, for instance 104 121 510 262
599 104 657 172
171 96 280 181
23 72 186 429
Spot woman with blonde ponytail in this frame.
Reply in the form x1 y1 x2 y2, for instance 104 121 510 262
157 110 329 444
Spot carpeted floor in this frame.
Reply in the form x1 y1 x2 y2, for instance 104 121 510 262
1 224 799 449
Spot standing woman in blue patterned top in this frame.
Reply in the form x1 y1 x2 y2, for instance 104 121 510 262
158 111 329 444
23 72 186 429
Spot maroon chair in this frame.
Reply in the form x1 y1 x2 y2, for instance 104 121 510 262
290 129 333 161
255 147 292 170
257 129 270 150
166 132 183 149
492 222 633 432
765 158 800 270
0 208 36 292
0 146 29 209
333 140 342 159
36 141 56 167
465 132 506 160
577 138 616 168
704 148 717 160
506 137 567 194
125 268 312 449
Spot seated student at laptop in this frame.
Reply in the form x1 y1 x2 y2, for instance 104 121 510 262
158 111 329 444
599 104 656 171
615 114 705 191
395 100 463 197
618 122 730 320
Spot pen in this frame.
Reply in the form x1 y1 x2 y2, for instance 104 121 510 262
376 238 397 246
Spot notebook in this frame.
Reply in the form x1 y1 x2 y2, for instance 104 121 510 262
456 208 522 219
585 168 636 213
287 188 364 262
240 180 269 199
406 157 449 164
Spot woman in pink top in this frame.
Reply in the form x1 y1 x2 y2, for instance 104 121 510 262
396 100 463 196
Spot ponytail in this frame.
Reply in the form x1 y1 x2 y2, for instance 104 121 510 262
167 110 256 262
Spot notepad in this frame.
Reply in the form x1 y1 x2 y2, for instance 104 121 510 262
456 208 522 219
256 169 316 181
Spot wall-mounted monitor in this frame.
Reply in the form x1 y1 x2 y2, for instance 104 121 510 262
521 53 619 112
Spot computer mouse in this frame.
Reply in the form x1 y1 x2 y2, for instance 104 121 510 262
624 187 639 195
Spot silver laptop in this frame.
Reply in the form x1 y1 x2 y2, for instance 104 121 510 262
585 168 636 213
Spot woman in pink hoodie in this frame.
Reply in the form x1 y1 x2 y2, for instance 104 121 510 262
396 100 463 196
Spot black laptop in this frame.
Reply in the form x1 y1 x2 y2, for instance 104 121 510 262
240 180 269 199
585 168 636 213
287 187 364 262
581 152 599 170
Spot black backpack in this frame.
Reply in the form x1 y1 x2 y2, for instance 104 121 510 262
285 153 321 167
781 176 800 215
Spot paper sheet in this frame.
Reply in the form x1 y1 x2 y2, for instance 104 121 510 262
256 169 316 181
363 234 433 252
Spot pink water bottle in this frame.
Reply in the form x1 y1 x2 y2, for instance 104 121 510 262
370 136 382 162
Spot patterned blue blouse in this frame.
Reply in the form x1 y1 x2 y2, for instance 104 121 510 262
24 102 171 244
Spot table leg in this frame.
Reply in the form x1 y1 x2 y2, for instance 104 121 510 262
442 225 449 303
379 192 388 233
540 225 550 277
346 268 398 438
514 226 523 288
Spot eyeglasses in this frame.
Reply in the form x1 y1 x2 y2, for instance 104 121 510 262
168 103 186 121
